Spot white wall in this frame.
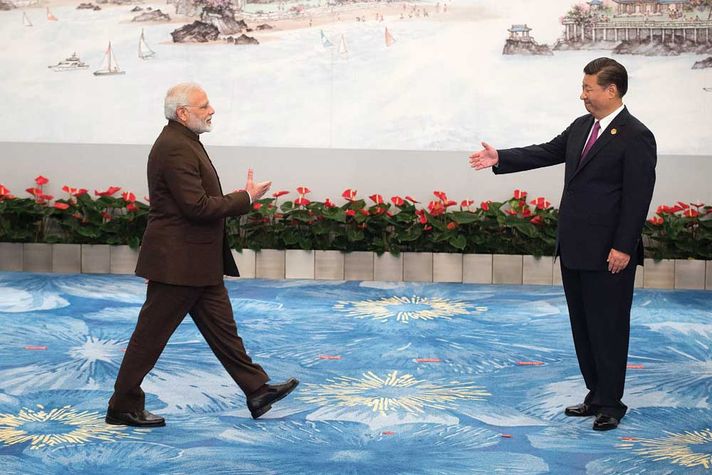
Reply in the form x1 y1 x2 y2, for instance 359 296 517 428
2 141 710 214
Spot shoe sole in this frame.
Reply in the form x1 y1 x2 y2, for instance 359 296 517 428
105 415 166 427
250 380 300 420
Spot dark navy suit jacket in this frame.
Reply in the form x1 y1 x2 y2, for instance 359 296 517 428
494 107 657 271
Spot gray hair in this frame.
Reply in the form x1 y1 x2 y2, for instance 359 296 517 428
164 82 204 120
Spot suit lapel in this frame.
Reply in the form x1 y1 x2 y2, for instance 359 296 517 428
565 116 594 184
571 107 630 179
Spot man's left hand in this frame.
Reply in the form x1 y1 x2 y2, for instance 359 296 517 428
607 248 630 274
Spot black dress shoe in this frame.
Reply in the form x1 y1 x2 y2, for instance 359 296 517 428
105 408 166 427
593 414 619 431
564 403 597 417
247 378 299 419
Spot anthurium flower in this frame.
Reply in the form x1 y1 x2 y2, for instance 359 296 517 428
415 209 427 224
294 197 310 206
75 188 88 196
324 198 336 208
531 215 543 225
0 184 10 196
683 208 699 218
647 216 663 225
95 186 121 197
39 194 54 202
62 185 76 195
369 194 384 204
461 200 474 208
121 192 136 203
391 196 404 206
296 186 311 195
444 200 457 208
272 190 289 198
480 201 490 211
427 200 445 216
360 208 369 216
101 211 112 221
521 208 532 217
423 225 432 231
342 188 357 201
54 202 70 210
35 175 49 186
447 222 457 230
26 187 42 196
531 197 551 210
346 209 356 217
127 203 138 212
433 191 448 202
676 201 690 209
253 202 263 210
405 195 419 203
513 189 527 199
506 209 517 215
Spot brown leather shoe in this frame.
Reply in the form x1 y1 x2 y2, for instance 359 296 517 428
564 403 597 417
247 378 299 419
105 408 165 427
593 414 619 431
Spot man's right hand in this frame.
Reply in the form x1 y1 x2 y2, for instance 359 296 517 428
469 142 499 170
245 168 272 201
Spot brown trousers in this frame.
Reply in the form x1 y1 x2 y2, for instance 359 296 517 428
109 281 269 412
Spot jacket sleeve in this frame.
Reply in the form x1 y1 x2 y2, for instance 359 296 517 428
162 148 251 222
494 123 572 175
612 128 657 255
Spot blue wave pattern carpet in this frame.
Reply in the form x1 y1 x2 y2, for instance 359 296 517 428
0 272 711 474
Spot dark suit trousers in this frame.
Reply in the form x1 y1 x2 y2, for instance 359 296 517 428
560 262 637 420
109 281 269 412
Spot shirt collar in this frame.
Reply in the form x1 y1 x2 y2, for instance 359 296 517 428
596 103 625 132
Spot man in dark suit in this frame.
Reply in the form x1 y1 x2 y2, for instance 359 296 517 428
106 83 298 427
469 58 656 431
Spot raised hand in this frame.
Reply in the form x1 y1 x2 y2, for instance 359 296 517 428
244 168 272 201
468 142 499 170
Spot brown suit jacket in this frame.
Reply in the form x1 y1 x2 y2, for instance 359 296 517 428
135 120 251 286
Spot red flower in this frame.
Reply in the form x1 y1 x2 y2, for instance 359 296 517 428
253 202 263 210
360 208 369 216
506 209 517 215
423 225 432 231
324 198 336 208
121 192 136 203
530 215 543 225
676 201 690 209
39 194 54 202
444 200 457 208
95 186 121 197
461 200 474 208
391 196 405 206
369 194 384 204
62 185 76 195
513 189 527 200
447 222 458 230
296 186 311 195
54 202 70 210
521 208 532 218
126 203 138 212
35 175 49 186
656 205 672 215
683 208 699 218
427 200 445 216
346 209 356 217
480 201 490 211
294 197 310 206
0 184 10 196
75 188 88 196
371 207 386 215
405 195 419 203
647 216 663 225
342 188 357 201
433 191 448 202
101 211 112 221
272 190 289 198
26 187 42 196
531 197 551 210
415 209 427 224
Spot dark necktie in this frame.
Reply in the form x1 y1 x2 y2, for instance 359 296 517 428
579 120 600 167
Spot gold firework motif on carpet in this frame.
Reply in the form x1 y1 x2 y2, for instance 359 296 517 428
333 295 485 323
299 370 490 414
619 428 712 469
0 404 131 450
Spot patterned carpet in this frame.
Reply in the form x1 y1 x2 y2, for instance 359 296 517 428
0 272 710 474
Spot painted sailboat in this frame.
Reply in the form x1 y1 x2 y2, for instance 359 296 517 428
48 52 89 71
93 42 125 76
320 29 333 48
22 11 33 27
46 7 58 21
138 29 155 60
385 27 396 47
337 34 348 57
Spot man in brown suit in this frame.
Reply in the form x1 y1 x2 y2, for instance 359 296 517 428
106 83 298 427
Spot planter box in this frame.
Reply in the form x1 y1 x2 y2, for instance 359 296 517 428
0 243 23 271
403 252 433 282
285 250 315 279
232 249 256 279
523 255 553 285
643 258 674 289
552 258 563 286
315 250 344 280
256 249 285 279
110 245 139 275
81 244 111 274
344 251 374 281
374 253 403 282
433 253 463 283
23 243 52 272
52 244 81 273
493 254 523 285
634 265 644 288
674 259 706 290
463 254 492 284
